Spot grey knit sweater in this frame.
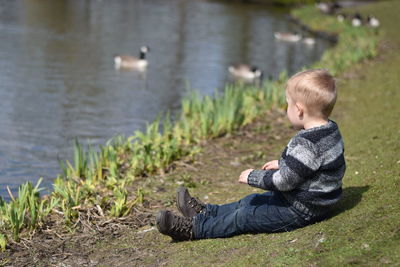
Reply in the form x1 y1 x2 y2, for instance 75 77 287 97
248 120 346 216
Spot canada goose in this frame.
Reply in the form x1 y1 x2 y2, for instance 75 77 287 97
316 1 341 14
303 37 316 46
352 13 363 27
367 15 380 28
274 32 302 42
228 64 263 80
114 46 150 70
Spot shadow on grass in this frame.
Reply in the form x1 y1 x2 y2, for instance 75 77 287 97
330 185 370 216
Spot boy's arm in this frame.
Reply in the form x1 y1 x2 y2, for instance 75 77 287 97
247 169 280 191
248 141 321 191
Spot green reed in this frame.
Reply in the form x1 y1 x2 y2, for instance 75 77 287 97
0 179 52 242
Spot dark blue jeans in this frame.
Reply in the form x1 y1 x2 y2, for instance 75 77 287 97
193 191 315 239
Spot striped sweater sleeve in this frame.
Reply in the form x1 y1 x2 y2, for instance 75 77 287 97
248 137 322 191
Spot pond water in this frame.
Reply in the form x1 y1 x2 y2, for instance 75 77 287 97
0 0 332 197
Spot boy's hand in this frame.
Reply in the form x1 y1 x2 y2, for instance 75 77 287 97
238 169 254 184
262 160 279 170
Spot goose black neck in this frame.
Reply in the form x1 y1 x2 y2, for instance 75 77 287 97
140 51 146 60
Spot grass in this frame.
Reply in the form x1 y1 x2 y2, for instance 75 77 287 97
0 0 386 258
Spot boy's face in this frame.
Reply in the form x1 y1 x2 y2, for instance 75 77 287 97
286 91 304 130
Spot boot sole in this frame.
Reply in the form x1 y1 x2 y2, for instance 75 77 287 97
156 209 193 241
156 210 168 234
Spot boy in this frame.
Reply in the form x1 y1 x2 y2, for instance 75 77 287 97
156 69 346 241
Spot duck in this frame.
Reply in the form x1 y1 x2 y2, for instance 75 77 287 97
367 15 380 28
114 46 150 70
302 37 316 46
228 64 263 80
352 13 363 27
316 1 341 15
274 32 302 42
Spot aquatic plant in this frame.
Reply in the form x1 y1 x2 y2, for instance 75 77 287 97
0 233 6 251
0 179 50 241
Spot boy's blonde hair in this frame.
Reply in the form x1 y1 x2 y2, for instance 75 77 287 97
286 69 337 118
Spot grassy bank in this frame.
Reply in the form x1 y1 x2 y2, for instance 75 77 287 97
106 2 398 266
155 1 399 266
0 1 389 262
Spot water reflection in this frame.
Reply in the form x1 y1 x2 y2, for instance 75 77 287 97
0 0 332 197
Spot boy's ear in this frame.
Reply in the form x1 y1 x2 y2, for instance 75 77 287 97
296 102 305 118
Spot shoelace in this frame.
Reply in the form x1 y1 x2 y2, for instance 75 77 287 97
188 197 205 213
171 216 193 233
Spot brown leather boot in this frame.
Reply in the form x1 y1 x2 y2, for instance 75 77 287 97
156 210 194 241
176 186 206 218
